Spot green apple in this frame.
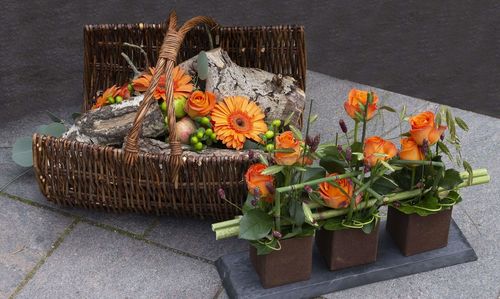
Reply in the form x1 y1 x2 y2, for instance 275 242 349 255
174 97 187 119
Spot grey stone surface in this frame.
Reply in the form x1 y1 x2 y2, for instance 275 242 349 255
147 217 247 262
4 169 155 235
0 195 74 298
217 221 476 299
16 223 220 299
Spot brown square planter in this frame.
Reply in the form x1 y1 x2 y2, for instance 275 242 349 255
315 223 379 271
386 206 453 256
249 236 313 288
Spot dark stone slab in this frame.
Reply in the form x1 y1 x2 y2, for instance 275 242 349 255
216 220 477 299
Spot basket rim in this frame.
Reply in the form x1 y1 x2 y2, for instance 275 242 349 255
84 22 305 30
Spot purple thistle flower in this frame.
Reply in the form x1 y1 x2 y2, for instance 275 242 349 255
306 134 320 152
339 119 348 134
345 148 352 162
420 139 429 155
304 185 313 194
272 230 282 239
218 188 226 200
337 144 343 153
253 187 261 201
265 182 275 194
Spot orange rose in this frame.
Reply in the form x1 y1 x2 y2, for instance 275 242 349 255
409 111 447 145
364 136 398 167
245 163 274 202
344 89 379 121
274 131 302 165
399 137 425 161
185 90 216 118
319 173 354 209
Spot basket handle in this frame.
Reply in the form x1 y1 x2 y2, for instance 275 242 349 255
124 11 218 184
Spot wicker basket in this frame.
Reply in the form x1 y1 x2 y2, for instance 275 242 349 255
32 12 307 220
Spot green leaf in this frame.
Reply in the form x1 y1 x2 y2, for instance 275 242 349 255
243 140 260 150
258 154 269 166
289 125 303 140
302 167 326 182
350 142 363 153
323 217 347 231
238 209 273 240
399 105 407 121
379 160 395 172
308 114 318 124
196 51 209 80
261 165 284 175
454 116 469 131
43 122 66 137
371 176 399 195
284 111 295 126
289 199 305 226
242 193 256 213
445 108 457 142
437 141 453 161
71 112 82 120
361 219 376 234
36 125 48 134
251 239 279 255
46 110 64 124
439 169 463 190
12 137 33 167
379 106 396 113
463 160 473 185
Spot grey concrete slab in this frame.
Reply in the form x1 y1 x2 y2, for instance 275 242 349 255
306 71 431 143
3 169 155 235
217 221 476 299
16 222 220 299
0 195 74 298
0 147 27 190
147 217 247 262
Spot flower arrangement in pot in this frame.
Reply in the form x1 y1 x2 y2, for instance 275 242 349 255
212 90 489 287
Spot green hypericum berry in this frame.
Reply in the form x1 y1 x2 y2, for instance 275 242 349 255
107 96 115 104
272 119 281 127
127 83 134 93
205 128 213 136
115 96 123 104
265 130 274 139
160 101 167 112
210 133 217 141
190 135 199 145
266 144 275 152
196 128 205 139
200 117 211 127
194 142 203 151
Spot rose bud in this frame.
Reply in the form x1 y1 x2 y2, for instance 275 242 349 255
339 119 348 133
306 134 320 152
440 133 445 141
272 230 282 239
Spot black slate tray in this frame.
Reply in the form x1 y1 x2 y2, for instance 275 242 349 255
216 220 477 299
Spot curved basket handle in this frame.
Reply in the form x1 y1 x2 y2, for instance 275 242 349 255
124 11 218 185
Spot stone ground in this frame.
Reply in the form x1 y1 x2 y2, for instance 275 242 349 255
0 71 498 299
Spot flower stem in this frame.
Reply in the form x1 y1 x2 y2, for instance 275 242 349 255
411 167 416 189
353 121 359 143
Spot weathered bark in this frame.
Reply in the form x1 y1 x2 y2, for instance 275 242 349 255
64 95 165 145
179 48 305 126
130 137 266 159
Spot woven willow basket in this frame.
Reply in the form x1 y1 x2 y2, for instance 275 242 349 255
32 12 307 220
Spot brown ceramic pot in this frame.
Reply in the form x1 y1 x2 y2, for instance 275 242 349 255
249 236 313 288
315 222 379 271
386 206 453 256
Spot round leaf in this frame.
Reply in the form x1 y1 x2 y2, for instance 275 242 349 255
197 51 209 80
12 137 33 167
44 122 66 137
238 209 273 240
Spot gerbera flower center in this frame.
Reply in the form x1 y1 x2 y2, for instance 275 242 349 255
229 112 252 133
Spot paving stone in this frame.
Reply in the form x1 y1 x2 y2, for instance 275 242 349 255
16 223 221 299
147 217 247 262
0 195 74 298
0 147 27 190
4 169 155 235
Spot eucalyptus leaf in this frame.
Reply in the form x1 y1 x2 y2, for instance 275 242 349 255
196 51 209 80
43 122 66 137
238 209 273 240
12 137 33 167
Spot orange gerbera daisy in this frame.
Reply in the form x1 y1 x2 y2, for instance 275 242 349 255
211 96 268 150
92 85 120 109
132 66 193 101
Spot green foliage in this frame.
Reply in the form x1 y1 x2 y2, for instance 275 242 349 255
302 167 326 182
370 176 399 195
319 145 346 174
260 165 284 175
289 125 303 140
455 117 469 131
238 209 273 240
438 169 463 190
379 105 396 113
196 51 209 80
251 238 279 255
12 137 33 167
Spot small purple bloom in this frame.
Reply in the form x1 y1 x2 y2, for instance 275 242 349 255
440 133 445 141
345 148 352 162
339 119 348 134
272 230 282 239
265 182 275 194
304 185 313 194
337 144 343 153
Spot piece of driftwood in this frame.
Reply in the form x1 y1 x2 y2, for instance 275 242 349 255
64 95 165 145
132 137 266 159
179 48 305 126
